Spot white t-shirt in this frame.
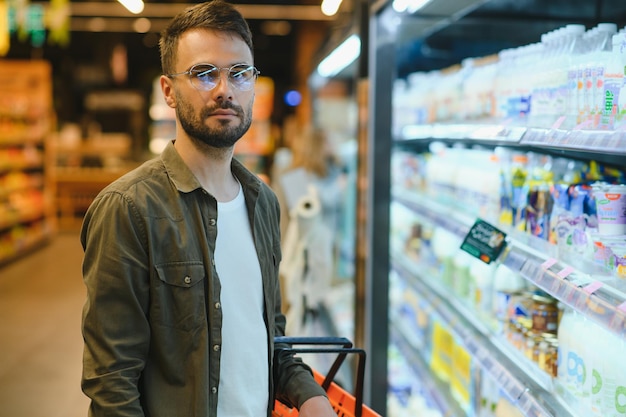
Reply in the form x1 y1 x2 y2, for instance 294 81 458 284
214 184 268 417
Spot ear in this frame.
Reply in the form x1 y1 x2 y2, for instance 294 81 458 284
160 75 176 108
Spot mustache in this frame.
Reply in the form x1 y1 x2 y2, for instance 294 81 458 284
203 101 244 117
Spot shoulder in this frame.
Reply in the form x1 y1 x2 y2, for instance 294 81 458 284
102 157 165 194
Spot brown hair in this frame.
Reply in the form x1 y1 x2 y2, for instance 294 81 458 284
289 126 337 178
159 0 254 75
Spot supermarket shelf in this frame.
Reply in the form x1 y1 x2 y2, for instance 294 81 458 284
0 229 50 268
53 166 136 231
520 127 626 154
0 60 55 266
389 323 466 417
391 255 573 417
393 250 553 389
392 188 473 239
0 209 45 231
504 249 626 337
50 134 132 158
398 122 527 144
393 190 626 339
0 134 47 147
395 123 626 167
0 162 44 174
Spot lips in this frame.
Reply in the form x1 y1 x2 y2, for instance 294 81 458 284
211 109 237 116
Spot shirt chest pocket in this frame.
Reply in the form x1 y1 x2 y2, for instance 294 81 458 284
154 262 206 331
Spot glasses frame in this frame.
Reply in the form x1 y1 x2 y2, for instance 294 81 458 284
167 63 260 92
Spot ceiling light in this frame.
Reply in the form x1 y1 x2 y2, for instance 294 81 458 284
117 0 144 14
321 0 342 16
392 0 432 13
317 34 360 78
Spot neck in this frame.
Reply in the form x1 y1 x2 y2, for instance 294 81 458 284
174 137 239 202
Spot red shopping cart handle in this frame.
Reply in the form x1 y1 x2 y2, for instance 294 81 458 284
274 336 367 417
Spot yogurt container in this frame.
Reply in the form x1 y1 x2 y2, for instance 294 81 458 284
592 183 626 235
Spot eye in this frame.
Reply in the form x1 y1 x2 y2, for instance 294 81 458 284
229 65 254 82
192 65 219 82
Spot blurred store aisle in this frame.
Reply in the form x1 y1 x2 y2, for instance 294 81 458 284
0 233 89 417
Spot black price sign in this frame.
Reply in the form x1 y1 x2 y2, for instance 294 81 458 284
460 219 507 264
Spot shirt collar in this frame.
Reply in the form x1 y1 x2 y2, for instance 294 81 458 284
161 140 262 195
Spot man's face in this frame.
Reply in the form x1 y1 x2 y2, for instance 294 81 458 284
165 28 255 149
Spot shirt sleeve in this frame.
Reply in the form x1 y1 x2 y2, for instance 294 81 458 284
80 190 150 417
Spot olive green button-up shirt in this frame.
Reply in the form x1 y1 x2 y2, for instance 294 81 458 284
80 141 325 417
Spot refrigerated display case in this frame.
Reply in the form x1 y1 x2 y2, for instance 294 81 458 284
364 1 626 416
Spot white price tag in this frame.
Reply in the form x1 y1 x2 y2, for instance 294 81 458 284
504 250 526 271
541 258 558 270
557 266 575 279
583 281 604 294
521 261 543 283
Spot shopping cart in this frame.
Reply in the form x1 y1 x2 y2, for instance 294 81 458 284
272 336 380 417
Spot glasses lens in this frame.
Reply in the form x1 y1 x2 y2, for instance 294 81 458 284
186 64 258 91
190 64 219 91
228 65 257 91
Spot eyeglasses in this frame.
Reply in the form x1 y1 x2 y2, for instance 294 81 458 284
167 63 260 92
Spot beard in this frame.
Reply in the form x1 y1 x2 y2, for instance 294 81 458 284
176 95 253 149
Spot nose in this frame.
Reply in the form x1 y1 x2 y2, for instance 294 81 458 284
212 69 234 100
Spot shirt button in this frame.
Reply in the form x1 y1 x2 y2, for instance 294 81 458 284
211 259 215 266
213 344 220 352
215 302 221 310
209 218 216 226
184 276 192 285
211 387 217 394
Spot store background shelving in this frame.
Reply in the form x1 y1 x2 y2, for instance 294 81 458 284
364 0 626 416
50 89 145 231
0 60 55 266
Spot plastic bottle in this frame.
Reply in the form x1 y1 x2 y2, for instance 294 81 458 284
510 153 529 228
577 26 598 126
491 264 526 330
495 147 514 226
407 72 427 126
464 59 497 120
600 33 626 130
469 257 496 322
587 23 618 128
536 28 574 128
478 372 499 417
528 33 550 127
431 226 462 289
524 153 554 240
559 309 590 411
561 24 587 129
508 44 536 123
567 26 593 128
587 319 609 417
600 330 626 417
576 318 611 416
556 307 574 394
392 79 409 138
452 248 474 300
462 149 502 221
